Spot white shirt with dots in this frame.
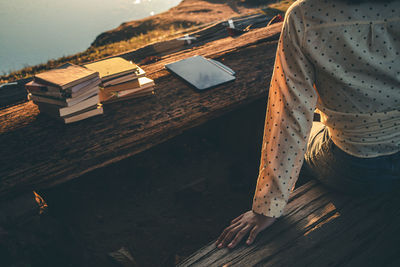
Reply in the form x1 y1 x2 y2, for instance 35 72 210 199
252 0 400 218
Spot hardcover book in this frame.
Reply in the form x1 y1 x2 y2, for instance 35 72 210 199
36 94 99 117
99 77 155 103
84 57 139 81
34 63 99 90
30 86 99 107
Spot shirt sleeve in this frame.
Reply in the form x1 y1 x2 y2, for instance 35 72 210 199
252 5 318 218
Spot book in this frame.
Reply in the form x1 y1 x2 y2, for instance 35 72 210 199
102 66 146 87
39 104 103 124
25 81 64 98
103 79 140 93
165 55 236 90
30 86 99 107
100 89 154 104
25 80 60 93
63 106 103 124
103 76 154 93
34 63 99 90
65 76 101 95
84 57 139 81
26 77 101 99
99 77 155 103
36 94 99 117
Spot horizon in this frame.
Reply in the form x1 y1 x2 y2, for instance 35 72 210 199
0 0 181 75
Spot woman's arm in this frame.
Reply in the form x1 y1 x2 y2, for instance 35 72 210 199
217 2 318 248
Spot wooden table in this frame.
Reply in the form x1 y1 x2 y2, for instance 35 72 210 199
0 22 282 199
178 180 400 267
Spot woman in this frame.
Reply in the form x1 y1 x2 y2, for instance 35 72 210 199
217 0 400 249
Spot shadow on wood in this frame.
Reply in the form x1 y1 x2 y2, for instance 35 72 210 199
0 23 282 200
178 180 400 267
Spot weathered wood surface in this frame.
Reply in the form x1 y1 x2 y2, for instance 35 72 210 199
178 180 400 267
0 78 32 109
0 22 282 199
0 13 273 109
119 13 275 64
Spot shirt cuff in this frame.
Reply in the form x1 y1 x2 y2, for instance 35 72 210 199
252 194 287 218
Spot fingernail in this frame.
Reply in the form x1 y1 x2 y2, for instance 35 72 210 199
218 243 222 248
228 243 233 248
246 240 251 245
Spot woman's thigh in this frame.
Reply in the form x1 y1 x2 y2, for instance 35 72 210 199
303 122 400 195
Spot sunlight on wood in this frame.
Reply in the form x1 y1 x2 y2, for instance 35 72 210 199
304 202 340 236
0 101 39 133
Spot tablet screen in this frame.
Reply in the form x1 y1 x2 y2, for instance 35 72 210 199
165 56 236 90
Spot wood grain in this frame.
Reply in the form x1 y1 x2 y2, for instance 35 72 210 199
178 180 400 267
0 23 282 199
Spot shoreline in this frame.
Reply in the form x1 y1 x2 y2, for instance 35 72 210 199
0 0 292 83
0 0 271 83
0 0 182 77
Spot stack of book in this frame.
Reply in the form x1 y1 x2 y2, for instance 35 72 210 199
84 57 155 103
25 63 102 124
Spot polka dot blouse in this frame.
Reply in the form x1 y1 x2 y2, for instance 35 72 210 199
252 0 400 218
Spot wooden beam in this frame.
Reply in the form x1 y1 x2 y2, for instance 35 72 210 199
0 23 282 199
178 180 400 266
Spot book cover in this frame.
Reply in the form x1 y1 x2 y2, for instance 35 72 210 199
84 57 139 80
34 63 99 90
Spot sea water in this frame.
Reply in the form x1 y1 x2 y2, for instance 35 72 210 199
0 0 181 75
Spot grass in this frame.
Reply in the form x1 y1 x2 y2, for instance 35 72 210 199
0 24 194 83
0 0 293 83
260 0 295 16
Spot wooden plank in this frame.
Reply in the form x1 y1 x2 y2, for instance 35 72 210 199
107 13 274 66
177 181 400 267
0 78 31 109
0 14 274 109
0 23 282 199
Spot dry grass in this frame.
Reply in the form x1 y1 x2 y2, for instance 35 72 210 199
0 0 293 83
0 25 192 83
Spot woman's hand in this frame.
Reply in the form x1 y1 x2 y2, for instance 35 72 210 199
216 210 276 249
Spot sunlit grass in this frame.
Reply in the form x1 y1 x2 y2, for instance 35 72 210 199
0 24 195 83
260 0 295 16
269 0 296 11
0 0 293 83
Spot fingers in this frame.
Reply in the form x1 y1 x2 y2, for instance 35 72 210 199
216 221 240 246
217 223 245 248
231 213 244 224
227 225 251 249
246 225 260 245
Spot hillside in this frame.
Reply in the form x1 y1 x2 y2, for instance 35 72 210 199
0 0 293 83
91 0 262 46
